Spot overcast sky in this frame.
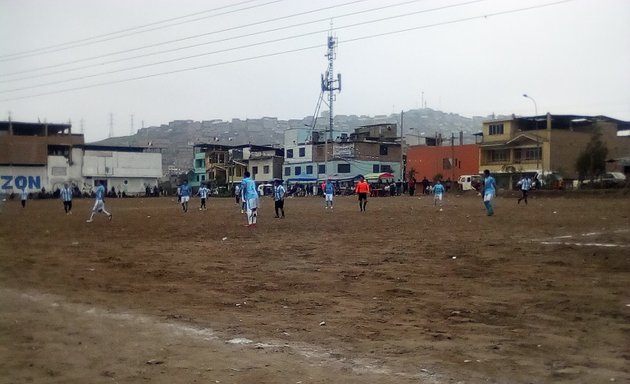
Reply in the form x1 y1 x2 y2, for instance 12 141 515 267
1 0 628 142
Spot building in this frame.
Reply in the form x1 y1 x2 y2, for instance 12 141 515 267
247 146 284 182
0 121 162 195
79 144 162 195
282 123 402 181
479 114 630 185
406 143 480 182
197 143 282 187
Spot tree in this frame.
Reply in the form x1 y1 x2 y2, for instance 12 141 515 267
575 130 608 181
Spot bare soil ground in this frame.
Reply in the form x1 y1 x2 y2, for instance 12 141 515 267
1 191 629 384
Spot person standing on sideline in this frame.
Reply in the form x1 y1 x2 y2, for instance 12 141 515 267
60 183 73 215
241 171 259 227
355 176 370 212
19 188 28 208
516 175 532 205
482 169 497 216
197 183 209 210
324 179 335 209
179 180 191 212
408 176 417 196
433 179 445 209
86 181 112 222
273 179 286 218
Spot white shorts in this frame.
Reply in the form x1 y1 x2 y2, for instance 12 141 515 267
181 196 190 203
434 193 443 201
246 198 259 211
325 193 333 202
92 199 105 212
483 192 494 202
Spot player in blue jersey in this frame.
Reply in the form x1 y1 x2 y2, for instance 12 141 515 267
241 171 259 227
179 180 191 212
516 175 532 205
482 169 497 216
60 183 73 215
324 179 335 209
197 183 209 211
86 181 112 222
433 179 445 209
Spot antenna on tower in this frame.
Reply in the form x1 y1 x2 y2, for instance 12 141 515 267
320 23 341 178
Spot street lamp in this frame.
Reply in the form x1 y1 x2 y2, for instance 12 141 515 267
522 94 538 116
523 93 541 172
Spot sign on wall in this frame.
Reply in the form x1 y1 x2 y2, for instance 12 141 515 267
1 175 42 190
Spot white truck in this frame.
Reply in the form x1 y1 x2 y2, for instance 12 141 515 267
458 175 482 191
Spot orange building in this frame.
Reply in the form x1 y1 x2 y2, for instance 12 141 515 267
406 143 480 182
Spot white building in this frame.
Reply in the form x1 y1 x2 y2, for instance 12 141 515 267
0 121 162 196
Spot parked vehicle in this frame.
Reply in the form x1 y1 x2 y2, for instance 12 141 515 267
583 172 627 188
458 175 482 191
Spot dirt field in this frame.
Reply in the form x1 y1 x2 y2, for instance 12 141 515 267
1 191 629 384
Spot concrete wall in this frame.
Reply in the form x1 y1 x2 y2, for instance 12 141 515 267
407 144 480 181
82 151 162 178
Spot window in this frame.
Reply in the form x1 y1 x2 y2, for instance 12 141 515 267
489 149 509 162
524 147 541 161
195 159 204 168
295 166 302 175
337 163 351 173
201 175 205 181
379 145 388 155
318 164 326 174
373 164 380 173
263 165 270 174
442 158 452 170
306 165 313 174
252 166 258 174
284 167 291 176
299 147 306 157
381 165 392 173
489 124 504 135
286 149 294 158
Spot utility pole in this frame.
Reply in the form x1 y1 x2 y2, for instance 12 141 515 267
80 118 84 134
109 113 114 138
451 132 455 182
130 114 134 136
320 30 341 178
399 110 404 181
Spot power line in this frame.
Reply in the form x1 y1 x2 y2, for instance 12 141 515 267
1 0 576 102
1 0 428 81
1 0 489 93
0 0 281 61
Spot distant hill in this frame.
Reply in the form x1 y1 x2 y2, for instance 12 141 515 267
92 108 486 173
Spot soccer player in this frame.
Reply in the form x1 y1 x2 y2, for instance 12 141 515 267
273 179 286 218
355 176 370 212
516 175 532 205
180 180 191 212
197 183 209 210
324 179 334 209
482 169 497 216
20 188 28 208
433 179 445 208
241 171 259 227
86 181 112 222
60 183 73 215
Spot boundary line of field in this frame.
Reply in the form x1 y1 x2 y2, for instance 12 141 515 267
529 229 630 248
2 287 442 383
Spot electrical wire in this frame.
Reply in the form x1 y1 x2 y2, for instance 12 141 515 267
1 0 436 81
0 0 283 61
0 0 491 93
1 0 576 102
